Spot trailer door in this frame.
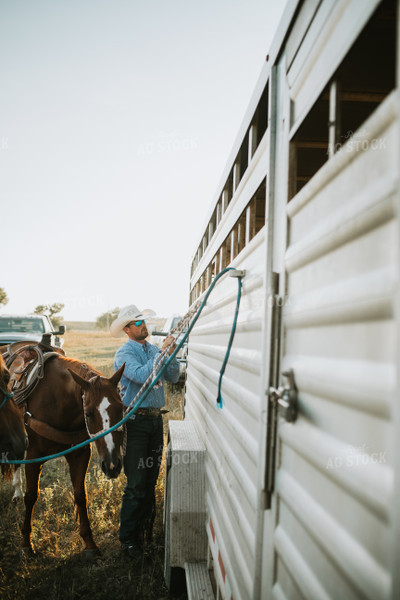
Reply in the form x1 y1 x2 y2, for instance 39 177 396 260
262 15 400 600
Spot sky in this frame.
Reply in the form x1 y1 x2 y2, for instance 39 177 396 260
0 0 287 323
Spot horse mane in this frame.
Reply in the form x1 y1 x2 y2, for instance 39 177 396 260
58 356 103 379
0 351 10 389
0 352 6 380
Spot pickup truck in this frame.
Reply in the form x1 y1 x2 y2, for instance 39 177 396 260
0 314 65 349
150 314 187 384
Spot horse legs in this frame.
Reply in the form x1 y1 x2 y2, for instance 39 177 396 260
66 447 100 557
12 465 24 501
21 461 43 554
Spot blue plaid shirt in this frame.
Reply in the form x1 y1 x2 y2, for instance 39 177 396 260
114 339 180 410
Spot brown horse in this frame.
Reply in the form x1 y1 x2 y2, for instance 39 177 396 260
17 355 125 557
0 352 27 476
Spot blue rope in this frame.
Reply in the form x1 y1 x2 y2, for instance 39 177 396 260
216 274 242 408
0 267 244 465
0 390 14 411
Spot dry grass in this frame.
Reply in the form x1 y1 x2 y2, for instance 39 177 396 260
0 330 186 600
63 329 122 377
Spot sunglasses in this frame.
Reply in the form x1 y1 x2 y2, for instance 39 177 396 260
127 319 145 327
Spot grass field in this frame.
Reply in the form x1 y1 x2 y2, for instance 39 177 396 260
0 330 186 600
63 329 124 377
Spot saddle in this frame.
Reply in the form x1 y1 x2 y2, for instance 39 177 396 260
2 342 61 407
2 342 89 445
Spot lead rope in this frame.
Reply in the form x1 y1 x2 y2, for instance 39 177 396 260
149 301 201 381
0 388 14 410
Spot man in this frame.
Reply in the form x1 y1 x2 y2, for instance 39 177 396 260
111 304 180 561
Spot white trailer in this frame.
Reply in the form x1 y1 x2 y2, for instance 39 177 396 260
164 1 400 599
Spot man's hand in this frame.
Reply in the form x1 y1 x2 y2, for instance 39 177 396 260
161 335 177 355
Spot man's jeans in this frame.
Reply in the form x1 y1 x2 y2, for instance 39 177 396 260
119 414 163 545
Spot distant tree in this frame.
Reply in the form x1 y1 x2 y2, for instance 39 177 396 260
96 307 120 331
0 287 8 308
34 302 65 328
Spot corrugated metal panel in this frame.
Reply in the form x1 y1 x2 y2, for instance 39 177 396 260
287 0 382 131
271 90 399 599
285 0 321 71
186 237 266 600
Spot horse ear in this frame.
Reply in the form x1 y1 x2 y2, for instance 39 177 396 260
109 363 125 387
68 368 91 391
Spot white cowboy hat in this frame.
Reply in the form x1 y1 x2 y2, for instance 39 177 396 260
110 304 156 338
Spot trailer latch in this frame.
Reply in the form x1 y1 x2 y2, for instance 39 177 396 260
269 369 298 423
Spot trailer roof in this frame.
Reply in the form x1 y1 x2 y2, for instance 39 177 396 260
192 0 299 258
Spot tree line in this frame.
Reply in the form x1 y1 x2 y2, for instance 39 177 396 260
0 286 64 327
1 286 121 330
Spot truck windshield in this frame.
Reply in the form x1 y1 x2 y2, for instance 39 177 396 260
0 317 45 333
171 317 181 330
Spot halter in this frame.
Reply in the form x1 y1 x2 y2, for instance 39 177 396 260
0 386 14 411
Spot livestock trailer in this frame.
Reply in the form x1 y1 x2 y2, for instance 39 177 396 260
164 1 400 598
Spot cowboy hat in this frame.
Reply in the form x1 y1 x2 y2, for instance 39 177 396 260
110 304 156 338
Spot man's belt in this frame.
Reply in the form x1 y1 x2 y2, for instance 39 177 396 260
135 407 168 418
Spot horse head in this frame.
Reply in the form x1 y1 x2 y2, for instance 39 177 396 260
0 353 28 475
69 364 125 479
